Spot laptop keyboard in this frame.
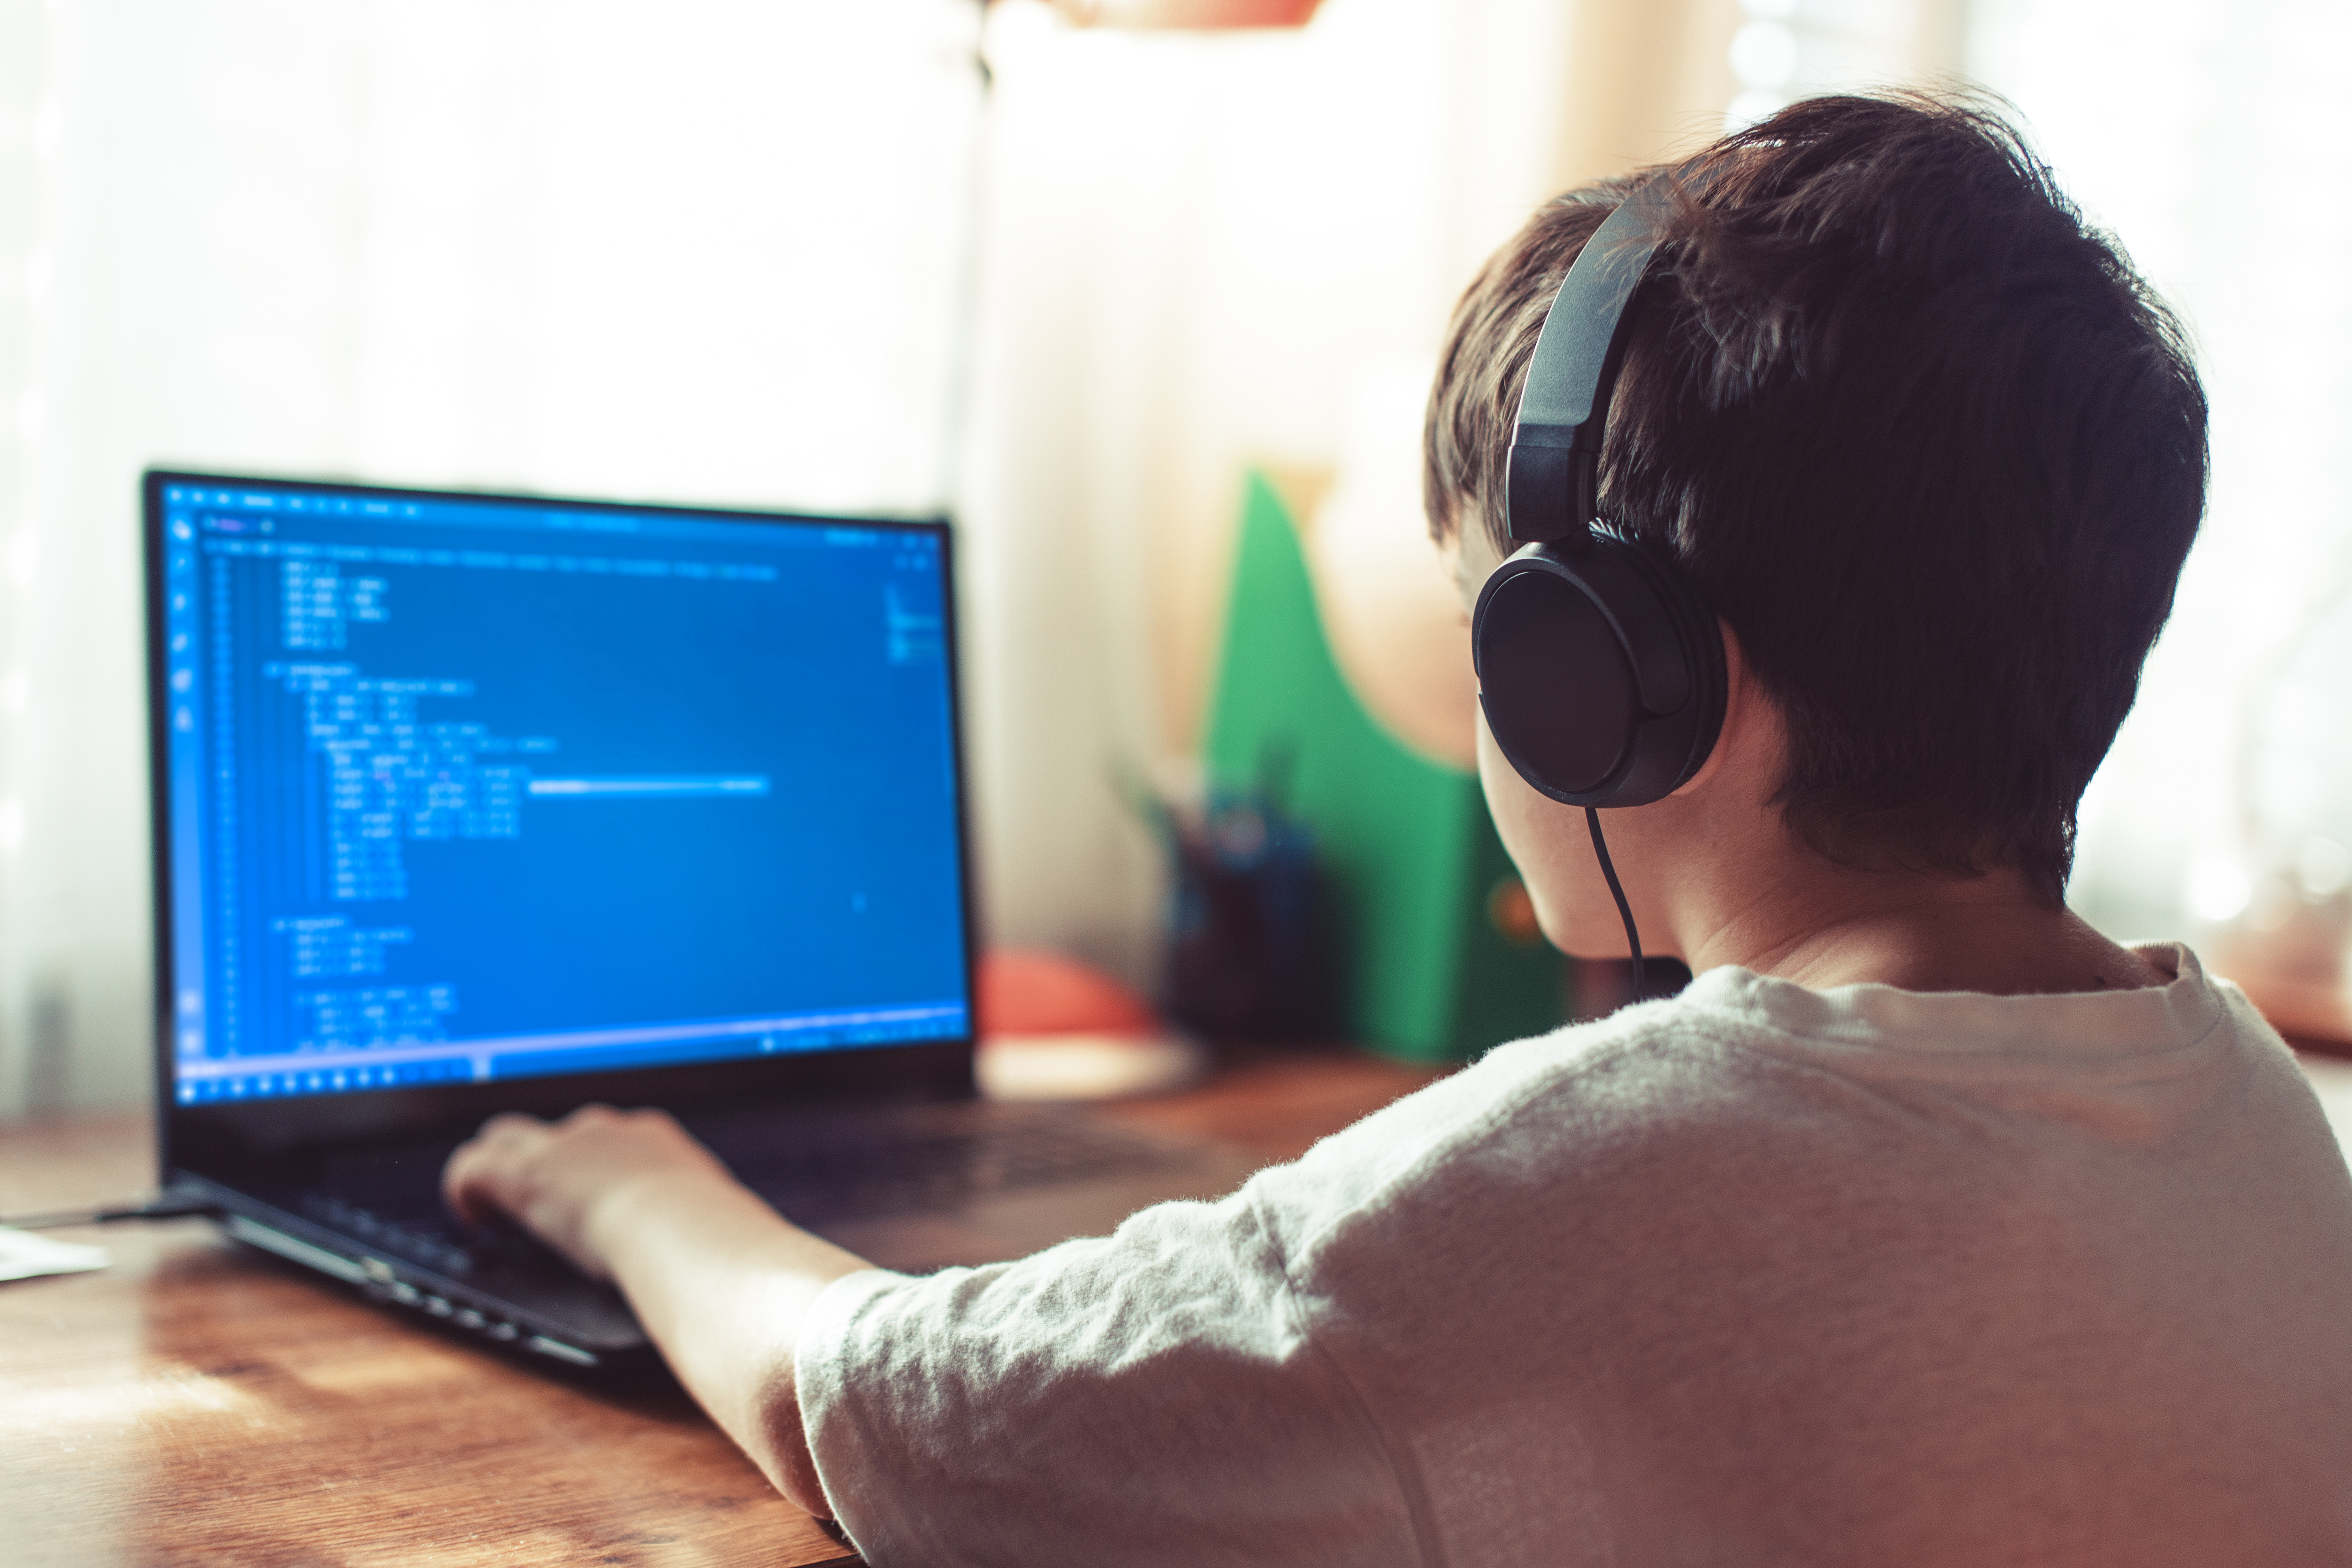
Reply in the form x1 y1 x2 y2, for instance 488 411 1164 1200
301 1111 1192 1278
300 1190 490 1277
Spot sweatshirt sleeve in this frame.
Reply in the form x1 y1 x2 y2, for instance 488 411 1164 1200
793 1182 1422 1568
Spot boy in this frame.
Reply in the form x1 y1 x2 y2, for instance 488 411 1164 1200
446 95 2352 1563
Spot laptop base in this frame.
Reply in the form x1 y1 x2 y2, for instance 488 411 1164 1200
189 1101 1263 1368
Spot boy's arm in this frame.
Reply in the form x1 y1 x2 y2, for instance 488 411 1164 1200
442 1106 871 1517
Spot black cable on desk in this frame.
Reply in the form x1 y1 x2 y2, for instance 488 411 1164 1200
0 1194 218 1230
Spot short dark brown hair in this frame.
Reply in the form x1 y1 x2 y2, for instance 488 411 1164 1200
1427 93 2207 902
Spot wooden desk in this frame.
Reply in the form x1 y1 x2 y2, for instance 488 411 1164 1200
0 1051 1442 1568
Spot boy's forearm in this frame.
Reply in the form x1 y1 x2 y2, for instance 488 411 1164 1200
587 1168 873 1515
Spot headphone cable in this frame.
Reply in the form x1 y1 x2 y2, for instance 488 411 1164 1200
1585 806 1648 1003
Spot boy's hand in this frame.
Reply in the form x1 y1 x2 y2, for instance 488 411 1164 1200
444 1104 870 1516
443 1105 737 1280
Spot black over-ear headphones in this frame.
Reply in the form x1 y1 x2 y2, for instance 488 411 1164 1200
1468 176 1727 995
1472 178 1726 808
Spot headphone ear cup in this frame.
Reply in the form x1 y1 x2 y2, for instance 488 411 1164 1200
1472 536 1727 809
1475 570 1641 798
1610 535 1728 801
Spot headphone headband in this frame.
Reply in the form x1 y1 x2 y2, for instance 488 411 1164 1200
1474 166 1724 812
1504 179 1681 545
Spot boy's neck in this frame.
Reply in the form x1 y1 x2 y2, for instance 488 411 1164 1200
1669 856 2171 997
1593 647 2171 999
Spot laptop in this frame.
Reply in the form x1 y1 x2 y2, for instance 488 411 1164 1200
143 470 1257 1368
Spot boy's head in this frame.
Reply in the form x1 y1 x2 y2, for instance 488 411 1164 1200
1426 94 2206 907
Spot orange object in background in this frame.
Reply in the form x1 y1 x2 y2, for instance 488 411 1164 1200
1043 0 1323 28
977 949 1162 1038
975 949 1207 1100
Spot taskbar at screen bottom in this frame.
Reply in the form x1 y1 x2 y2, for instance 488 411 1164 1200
171 1001 970 1105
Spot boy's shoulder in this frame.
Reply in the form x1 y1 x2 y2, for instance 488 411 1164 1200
1249 977 1791 1247
1253 948 2320 1277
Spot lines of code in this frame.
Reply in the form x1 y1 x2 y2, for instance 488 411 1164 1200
160 479 971 1102
269 662 544 904
270 915 413 978
294 985 459 1056
282 558 387 650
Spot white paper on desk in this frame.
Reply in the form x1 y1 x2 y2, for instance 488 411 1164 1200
0 1225 110 1281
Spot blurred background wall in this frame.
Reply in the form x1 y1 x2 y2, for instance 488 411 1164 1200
0 0 2345 1117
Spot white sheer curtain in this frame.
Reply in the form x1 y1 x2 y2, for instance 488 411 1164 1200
0 0 982 1116
0 0 1589 1118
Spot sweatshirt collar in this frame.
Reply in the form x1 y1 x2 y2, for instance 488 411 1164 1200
1677 942 2226 1060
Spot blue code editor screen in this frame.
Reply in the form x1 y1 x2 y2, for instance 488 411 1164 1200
154 477 970 1104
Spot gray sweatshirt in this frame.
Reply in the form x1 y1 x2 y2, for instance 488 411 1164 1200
799 944 2352 1566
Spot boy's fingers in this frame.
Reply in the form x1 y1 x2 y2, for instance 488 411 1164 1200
443 1112 552 1222
441 1142 490 1222
480 1110 551 1147
441 1138 501 1222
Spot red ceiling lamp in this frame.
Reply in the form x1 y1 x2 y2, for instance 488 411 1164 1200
1040 0 1324 28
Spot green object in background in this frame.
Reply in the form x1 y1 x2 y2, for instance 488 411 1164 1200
1203 471 1568 1061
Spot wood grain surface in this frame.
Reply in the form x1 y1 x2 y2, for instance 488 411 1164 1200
0 1050 1442 1568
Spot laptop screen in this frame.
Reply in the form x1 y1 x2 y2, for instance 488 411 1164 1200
151 475 971 1106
